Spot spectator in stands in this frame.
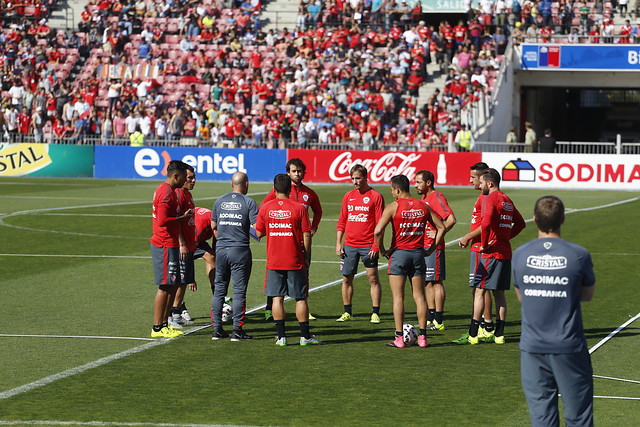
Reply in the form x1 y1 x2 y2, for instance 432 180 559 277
538 128 557 153
524 121 537 152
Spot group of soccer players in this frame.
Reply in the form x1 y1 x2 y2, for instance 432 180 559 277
149 158 526 347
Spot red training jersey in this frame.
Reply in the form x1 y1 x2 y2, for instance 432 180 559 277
175 188 196 251
469 194 485 252
256 198 311 270
337 187 384 250
150 182 181 248
480 191 526 259
263 182 322 232
422 190 454 250
390 198 429 250
194 207 214 244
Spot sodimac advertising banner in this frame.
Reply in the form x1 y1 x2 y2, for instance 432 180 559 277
94 146 287 181
521 44 640 71
482 153 640 190
0 143 93 177
287 149 482 185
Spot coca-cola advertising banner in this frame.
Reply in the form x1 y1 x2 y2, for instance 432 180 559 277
288 150 482 185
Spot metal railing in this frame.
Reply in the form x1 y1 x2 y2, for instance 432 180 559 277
3 133 638 154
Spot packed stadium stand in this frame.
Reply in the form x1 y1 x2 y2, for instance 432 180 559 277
1 0 639 150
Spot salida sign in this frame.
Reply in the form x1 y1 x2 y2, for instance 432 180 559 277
288 149 481 185
484 153 640 190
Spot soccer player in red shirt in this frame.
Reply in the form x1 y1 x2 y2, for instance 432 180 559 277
374 175 446 348
256 174 321 346
415 170 456 331
459 169 526 345
335 164 385 324
455 162 494 343
170 166 197 328
262 158 323 320
150 160 193 338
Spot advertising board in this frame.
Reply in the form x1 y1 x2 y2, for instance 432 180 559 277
521 44 640 71
0 143 93 177
482 153 640 190
287 149 482 185
94 146 286 181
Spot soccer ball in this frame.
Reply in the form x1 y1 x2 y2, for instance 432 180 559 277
222 303 233 323
403 324 418 346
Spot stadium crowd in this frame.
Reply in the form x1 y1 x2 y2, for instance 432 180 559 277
1 0 639 149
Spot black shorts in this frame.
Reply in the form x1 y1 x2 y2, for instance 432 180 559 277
150 244 180 286
472 258 511 291
180 251 195 284
387 248 426 278
340 245 378 276
264 269 308 300
194 240 215 260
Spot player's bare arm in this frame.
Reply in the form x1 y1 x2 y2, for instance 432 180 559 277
374 202 397 258
427 213 456 239
459 227 481 248
580 284 596 302
424 209 446 256
336 229 345 258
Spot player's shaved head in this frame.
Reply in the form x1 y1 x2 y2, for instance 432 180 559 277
390 174 410 193
231 172 249 194
534 196 565 233
274 173 292 195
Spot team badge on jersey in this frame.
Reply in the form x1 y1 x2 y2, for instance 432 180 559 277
543 242 553 250
363 197 370 204
303 194 309 201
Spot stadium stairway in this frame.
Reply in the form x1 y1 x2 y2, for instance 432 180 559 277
47 0 85 32
261 0 298 31
416 62 447 111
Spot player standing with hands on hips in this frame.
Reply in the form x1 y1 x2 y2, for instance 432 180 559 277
335 164 385 324
374 175 446 348
149 160 193 338
513 196 595 427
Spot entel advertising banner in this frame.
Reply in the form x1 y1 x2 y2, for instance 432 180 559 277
521 44 640 71
287 149 481 185
0 143 93 177
482 153 640 190
94 146 286 181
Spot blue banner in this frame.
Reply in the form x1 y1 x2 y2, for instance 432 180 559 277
94 146 287 181
521 44 640 71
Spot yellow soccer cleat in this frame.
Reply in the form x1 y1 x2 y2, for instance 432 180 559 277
336 312 352 322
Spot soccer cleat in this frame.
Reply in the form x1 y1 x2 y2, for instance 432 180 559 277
433 321 445 331
308 313 317 320
168 318 183 329
166 325 184 336
494 335 505 345
211 328 229 340
370 313 381 324
230 330 253 341
417 334 428 348
452 333 470 344
181 308 192 322
300 335 322 346
336 312 352 322
151 327 177 338
426 321 434 330
478 327 495 343
264 310 273 321
386 336 406 348
467 335 479 345
275 336 288 346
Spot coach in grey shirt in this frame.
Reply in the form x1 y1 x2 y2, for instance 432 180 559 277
513 195 595 427
211 172 258 341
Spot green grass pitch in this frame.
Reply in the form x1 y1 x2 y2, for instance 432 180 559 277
0 177 639 426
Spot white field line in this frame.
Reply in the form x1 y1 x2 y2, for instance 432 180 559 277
1 196 637 401
0 192 267 238
0 334 154 341
593 375 640 385
589 312 640 355
593 396 640 401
